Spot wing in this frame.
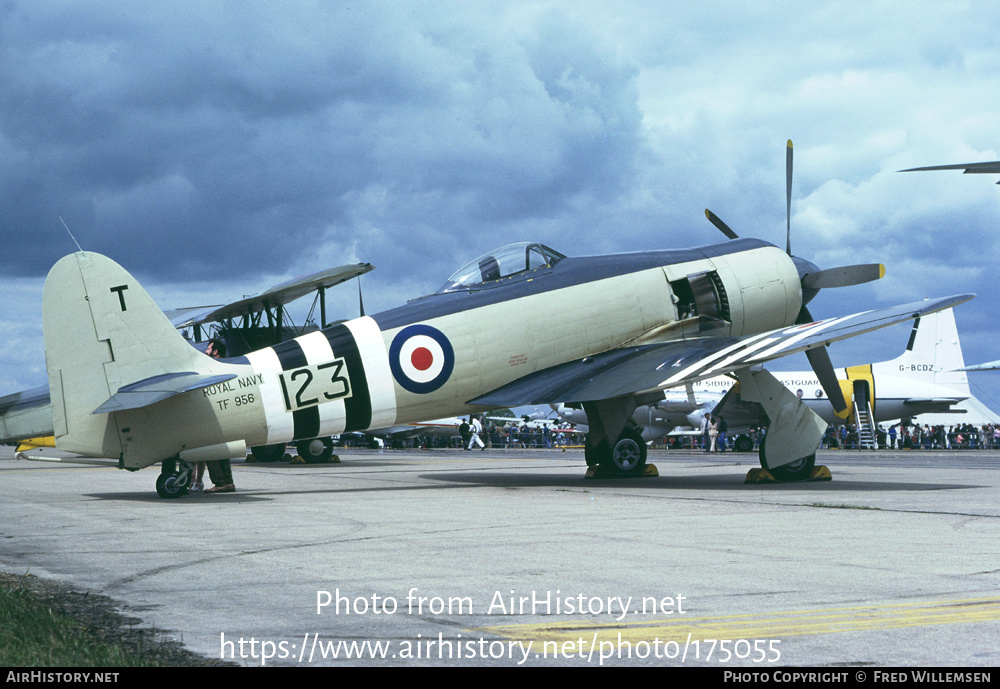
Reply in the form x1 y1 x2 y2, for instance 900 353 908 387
900 161 1000 183
470 294 974 407
171 263 373 328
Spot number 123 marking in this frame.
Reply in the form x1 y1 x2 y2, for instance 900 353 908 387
278 359 352 412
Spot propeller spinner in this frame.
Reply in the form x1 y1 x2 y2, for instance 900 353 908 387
705 140 885 414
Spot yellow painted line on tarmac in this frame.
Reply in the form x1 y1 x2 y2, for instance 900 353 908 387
478 596 1000 644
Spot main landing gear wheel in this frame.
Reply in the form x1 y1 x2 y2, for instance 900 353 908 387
734 434 754 453
585 428 648 476
758 436 815 481
594 429 647 476
610 430 646 474
251 443 287 462
155 458 191 499
296 437 335 463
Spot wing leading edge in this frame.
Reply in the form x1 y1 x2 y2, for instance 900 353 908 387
470 294 974 407
900 161 1000 183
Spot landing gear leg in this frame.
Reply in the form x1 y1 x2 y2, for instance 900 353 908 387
582 397 649 476
156 457 192 499
736 368 825 482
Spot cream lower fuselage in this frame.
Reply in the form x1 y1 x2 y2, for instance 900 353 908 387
55 239 806 469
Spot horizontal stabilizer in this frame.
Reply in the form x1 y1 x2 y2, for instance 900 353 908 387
93 372 238 414
0 385 54 442
903 398 965 406
16 452 121 467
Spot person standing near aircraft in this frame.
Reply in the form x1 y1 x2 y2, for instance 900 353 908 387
459 419 471 449
468 415 485 451
204 338 236 494
187 339 222 492
708 416 719 452
700 414 710 452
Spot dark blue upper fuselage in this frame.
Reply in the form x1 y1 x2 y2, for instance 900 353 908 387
371 238 774 330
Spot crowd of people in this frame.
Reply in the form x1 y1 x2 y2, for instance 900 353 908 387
661 422 1000 452
823 423 1000 450
383 416 1000 452
463 417 581 449
341 414 1000 453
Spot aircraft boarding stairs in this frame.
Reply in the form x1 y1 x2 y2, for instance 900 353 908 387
853 400 878 450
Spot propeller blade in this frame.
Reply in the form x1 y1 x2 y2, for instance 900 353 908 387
785 139 793 255
797 306 848 414
705 209 739 240
801 264 885 290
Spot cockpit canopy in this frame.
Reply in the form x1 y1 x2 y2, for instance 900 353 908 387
439 242 566 292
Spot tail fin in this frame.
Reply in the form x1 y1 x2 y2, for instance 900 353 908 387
43 252 209 458
873 307 970 393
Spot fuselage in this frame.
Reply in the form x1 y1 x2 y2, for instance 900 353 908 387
83 239 807 468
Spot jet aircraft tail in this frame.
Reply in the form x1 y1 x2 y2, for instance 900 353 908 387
43 252 226 459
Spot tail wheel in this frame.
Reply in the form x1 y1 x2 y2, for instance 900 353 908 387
155 473 188 499
297 437 335 463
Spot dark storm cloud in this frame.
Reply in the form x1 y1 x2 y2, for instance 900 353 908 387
0 2 644 286
1 1 999 398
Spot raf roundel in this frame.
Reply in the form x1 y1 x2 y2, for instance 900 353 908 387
389 324 455 394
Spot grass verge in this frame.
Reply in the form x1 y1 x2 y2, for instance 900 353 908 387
0 571 223 666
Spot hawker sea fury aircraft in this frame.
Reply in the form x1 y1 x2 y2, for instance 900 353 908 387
552 307 973 448
1 144 975 495
12 238 970 496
